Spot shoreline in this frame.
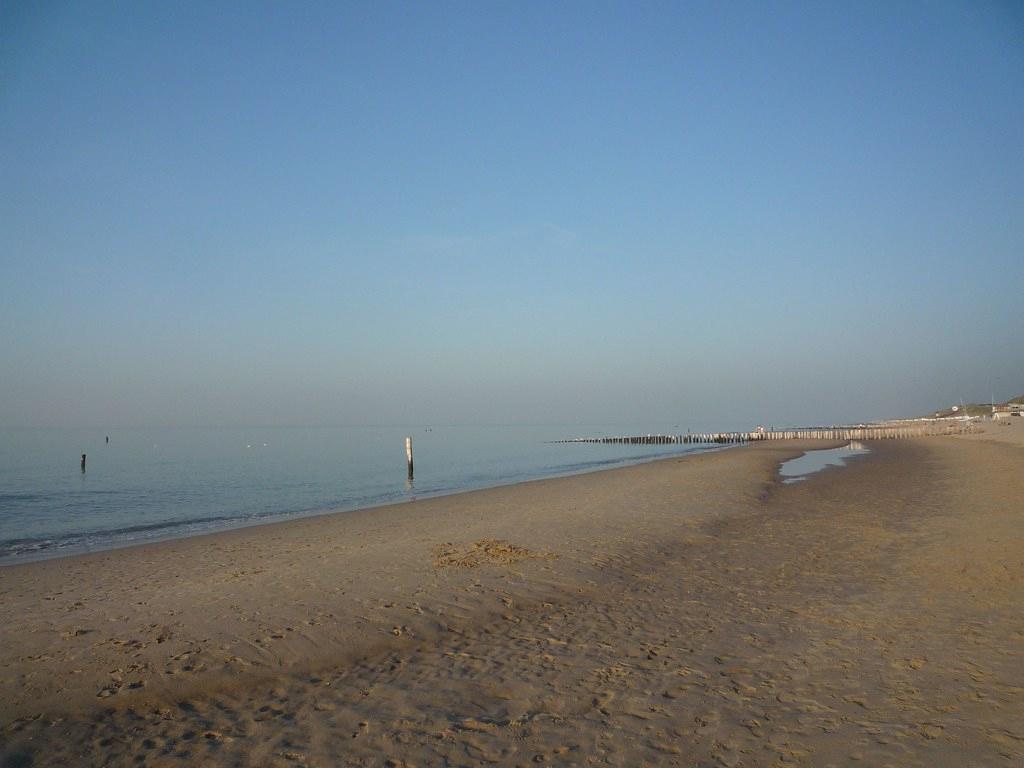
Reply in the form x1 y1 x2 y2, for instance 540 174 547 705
3 431 1022 766
0 441 802 720
1 441 730 568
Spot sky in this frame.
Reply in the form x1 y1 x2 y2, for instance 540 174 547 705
1 1 1022 430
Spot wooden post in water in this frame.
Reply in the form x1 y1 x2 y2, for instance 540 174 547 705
81 453 86 472
405 437 414 480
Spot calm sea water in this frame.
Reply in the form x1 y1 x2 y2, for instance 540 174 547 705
0 425 718 565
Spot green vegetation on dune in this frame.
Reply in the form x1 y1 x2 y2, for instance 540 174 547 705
932 404 993 418
928 393 1024 418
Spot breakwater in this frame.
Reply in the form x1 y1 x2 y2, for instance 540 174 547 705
557 420 977 445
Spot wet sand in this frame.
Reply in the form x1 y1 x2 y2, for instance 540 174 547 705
1 434 1022 766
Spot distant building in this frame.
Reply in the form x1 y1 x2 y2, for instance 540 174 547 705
992 404 1023 419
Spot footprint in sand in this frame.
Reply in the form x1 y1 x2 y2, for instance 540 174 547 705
96 681 122 698
61 628 94 639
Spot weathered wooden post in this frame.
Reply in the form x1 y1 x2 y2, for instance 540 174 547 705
81 453 86 472
405 437 414 480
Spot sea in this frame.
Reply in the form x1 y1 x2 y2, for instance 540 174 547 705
0 425 720 565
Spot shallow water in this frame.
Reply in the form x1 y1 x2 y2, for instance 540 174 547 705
0 425 719 564
779 441 870 484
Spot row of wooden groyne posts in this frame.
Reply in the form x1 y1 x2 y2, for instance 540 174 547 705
556 420 978 446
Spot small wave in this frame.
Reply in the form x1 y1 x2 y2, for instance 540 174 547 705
0 492 47 503
0 497 385 563
0 511 266 561
544 445 707 475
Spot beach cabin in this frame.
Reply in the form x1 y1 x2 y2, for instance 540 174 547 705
992 404 1023 419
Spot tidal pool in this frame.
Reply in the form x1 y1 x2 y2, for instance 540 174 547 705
779 441 870 484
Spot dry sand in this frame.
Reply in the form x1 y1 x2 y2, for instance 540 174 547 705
953 414 1024 447
1 435 1022 766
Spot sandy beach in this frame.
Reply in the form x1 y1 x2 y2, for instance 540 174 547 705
2 426 1022 766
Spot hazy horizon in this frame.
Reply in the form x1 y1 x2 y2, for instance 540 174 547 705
3 2 1022 430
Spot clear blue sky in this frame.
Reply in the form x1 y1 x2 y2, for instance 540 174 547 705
2 1 1021 429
